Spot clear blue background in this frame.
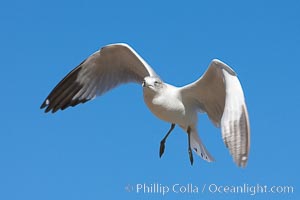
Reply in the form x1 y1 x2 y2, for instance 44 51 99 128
0 0 299 199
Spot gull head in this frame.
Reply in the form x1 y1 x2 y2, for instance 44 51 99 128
142 76 164 93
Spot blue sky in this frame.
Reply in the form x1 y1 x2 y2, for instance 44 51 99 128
0 0 299 199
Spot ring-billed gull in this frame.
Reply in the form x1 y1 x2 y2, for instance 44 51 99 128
41 43 250 167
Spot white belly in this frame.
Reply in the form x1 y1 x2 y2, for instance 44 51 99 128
143 90 197 127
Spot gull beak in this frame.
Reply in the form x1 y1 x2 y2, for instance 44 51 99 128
142 80 146 87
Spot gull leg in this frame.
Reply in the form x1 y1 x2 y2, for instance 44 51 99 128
187 126 194 165
159 123 175 158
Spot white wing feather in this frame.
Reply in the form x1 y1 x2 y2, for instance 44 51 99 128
41 43 157 113
181 59 250 167
221 69 250 167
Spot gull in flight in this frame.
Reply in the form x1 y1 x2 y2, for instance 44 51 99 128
41 43 250 167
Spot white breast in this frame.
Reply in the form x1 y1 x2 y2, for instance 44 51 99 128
143 84 197 127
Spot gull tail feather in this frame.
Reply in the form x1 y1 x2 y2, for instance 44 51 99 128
190 129 215 162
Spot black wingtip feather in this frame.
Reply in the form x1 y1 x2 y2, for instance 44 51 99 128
40 101 47 109
40 60 90 113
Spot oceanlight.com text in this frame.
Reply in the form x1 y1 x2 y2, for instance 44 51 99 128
205 183 294 195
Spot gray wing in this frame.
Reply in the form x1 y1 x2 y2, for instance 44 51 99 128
41 43 157 113
181 59 250 167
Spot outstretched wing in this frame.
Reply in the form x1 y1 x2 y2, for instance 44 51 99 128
40 43 157 113
181 59 250 167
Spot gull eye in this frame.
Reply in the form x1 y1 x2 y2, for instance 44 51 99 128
154 80 160 85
